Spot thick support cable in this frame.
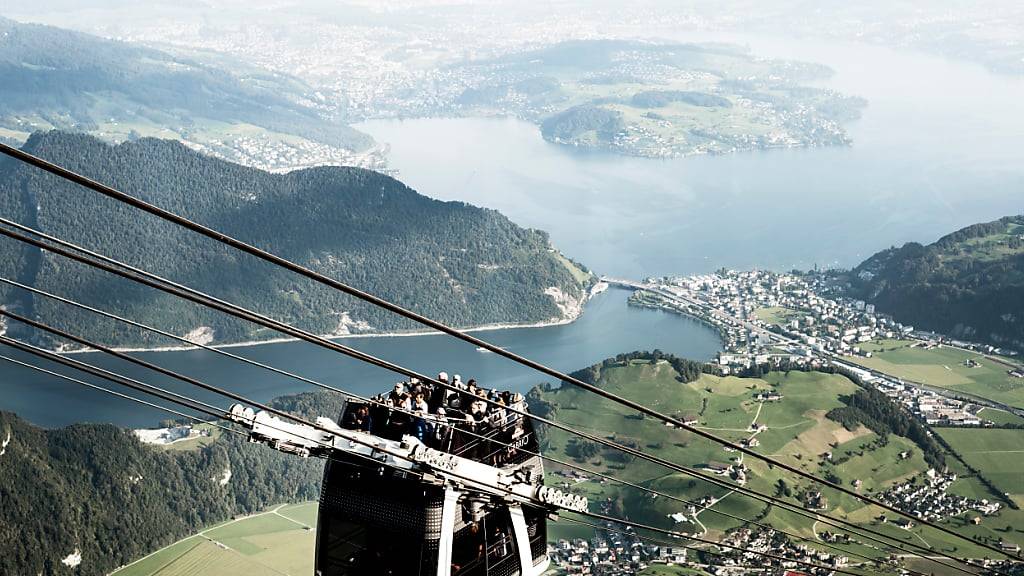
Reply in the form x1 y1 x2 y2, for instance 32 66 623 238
0 226 992 574
0 353 244 439
0 276 910 572
0 333 874 576
0 144 1012 562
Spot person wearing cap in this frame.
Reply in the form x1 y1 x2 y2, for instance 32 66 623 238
388 382 405 405
438 371 449 383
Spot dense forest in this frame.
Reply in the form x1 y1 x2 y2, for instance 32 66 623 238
849 215 1024 350
826 386 946 470
0 390 344 576
0 16 370 151
0 132 590 348
540 104 625 142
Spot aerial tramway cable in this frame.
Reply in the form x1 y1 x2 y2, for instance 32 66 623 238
0 225 995 574
0 143 1012 563
0 336 873 576
0 299 990 576
0 277 921 573
0 353 245 439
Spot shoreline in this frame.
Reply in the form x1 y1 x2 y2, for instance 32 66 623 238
62 288 601 356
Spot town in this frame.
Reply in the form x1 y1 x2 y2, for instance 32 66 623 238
544 270 1024 575
548 521 848 576
612 269 1022 428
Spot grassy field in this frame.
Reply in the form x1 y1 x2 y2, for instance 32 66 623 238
938 429 1024 500
977 408 1024 426
537 359 1024 563
112 503 317 576
552 251 593 285
160 423 223 452
848 341 1024 408
753 306 802 326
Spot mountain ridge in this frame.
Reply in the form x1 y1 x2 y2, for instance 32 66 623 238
850 214 1024 350
0 131 590 349
0 16 375 171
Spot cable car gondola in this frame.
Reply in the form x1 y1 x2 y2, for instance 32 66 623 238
227 380 586 576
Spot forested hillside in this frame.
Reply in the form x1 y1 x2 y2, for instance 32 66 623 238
0 391 343 575
0 17 372 169
0 132 590 348
850 215 1024 350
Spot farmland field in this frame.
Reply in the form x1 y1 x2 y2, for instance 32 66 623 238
938 428 1024 501
536 358 1024 564
112 362 1024 576
848 342 1024 408
977 408 1024 426
111 504 316 576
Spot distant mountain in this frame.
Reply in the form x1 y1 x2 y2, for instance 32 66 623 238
0 17 375 171
850 215 1024 350
0 391 338 575
0 132 590 349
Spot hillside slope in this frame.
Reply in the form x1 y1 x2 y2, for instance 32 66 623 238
0 17 374 171
850 215 1024 350
0 390 340 576
0 132 589 348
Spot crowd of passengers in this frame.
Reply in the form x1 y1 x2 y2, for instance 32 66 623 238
341 371 529 464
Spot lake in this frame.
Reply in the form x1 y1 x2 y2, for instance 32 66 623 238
2 288 721 428
6 33 1024 428
360 35 1024 278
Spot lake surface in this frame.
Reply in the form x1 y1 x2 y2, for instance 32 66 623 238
360 35 1024 278
2 288 721 428
6 33 1024 428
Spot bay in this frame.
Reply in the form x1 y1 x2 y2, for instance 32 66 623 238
2 288 720 428
359 35 1024 278
7 34 1024 428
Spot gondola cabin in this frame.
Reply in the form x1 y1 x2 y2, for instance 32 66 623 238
314 387 550 576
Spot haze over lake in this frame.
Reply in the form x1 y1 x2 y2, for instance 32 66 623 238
361 35 1024 278
5 33 1023 428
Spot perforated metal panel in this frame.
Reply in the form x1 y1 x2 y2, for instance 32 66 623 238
319 457 445 539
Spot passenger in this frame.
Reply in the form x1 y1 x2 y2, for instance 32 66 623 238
411 397 432 443
388 382 405 405
453 374 465 390
470 394 488 420
448 393 462 411
438 371 450 385
428 378 449 412
408 377 424 398
434 407 449 443
462 379 479 410
489 397 507 428
413 393 429 414
342 404 373 432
